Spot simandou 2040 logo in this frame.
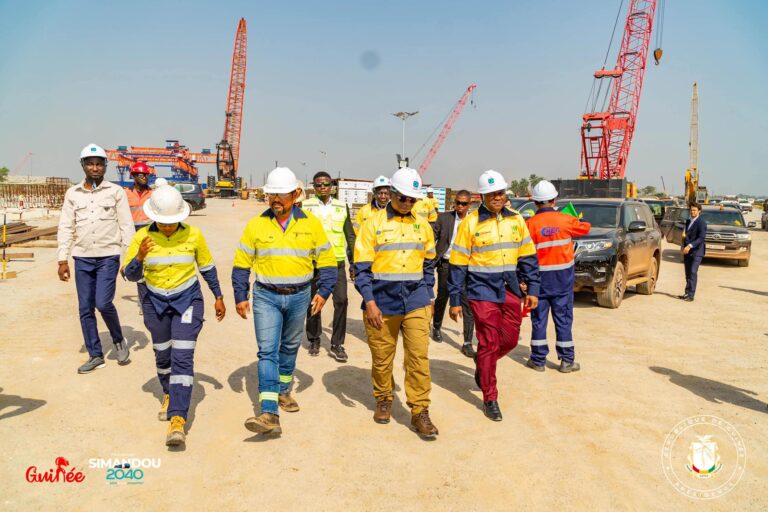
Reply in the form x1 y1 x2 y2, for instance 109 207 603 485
25 457 86 483
89 457 162 485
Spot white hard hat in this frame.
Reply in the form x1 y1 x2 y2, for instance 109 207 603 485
154 178 169 187
477 170 508 194
295 180 306 203
532 180 558 202
80 143 107 160
263 167 298 194
390 167 425 199
373 175 390 189
426 187 434 194
143 183 190 224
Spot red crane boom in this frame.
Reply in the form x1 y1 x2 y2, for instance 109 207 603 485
216 18 247 185
418 84 476 176
581 0 659 180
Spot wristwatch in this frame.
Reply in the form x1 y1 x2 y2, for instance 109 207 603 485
215 295 224 300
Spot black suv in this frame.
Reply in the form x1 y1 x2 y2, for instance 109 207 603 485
662 205 754 267
557 199 662 309
172 182 206 212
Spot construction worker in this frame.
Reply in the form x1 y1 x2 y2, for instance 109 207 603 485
301 171 356 361
123 182 226 447
232 167 337 436
353 175 390 235
525 180 591 373
432 189 476 357
124 162 154 314
354 167 439 439
413 186 438 227
57 144 134 374
448 170 540 422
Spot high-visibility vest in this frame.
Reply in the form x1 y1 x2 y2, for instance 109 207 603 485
124 187 152 225
233 206 336 287
301 197 348 261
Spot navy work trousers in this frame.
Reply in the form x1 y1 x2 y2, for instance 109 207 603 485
684 254 702 298
74 255 124 358
530 293 575 365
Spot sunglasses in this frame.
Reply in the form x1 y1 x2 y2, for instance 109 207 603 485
455 201 469 206
396 193 418 204
268 192 294 200
313 181 332 188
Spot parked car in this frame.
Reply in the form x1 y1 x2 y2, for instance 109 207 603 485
738 200 752 213
556 198 662 308
638 198 677 226
508 197 530 210
173 182 206 212
662 205 754 267
762 208 768 230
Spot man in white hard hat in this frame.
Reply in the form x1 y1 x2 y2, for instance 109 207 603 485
232 167 337 436
354 167 439 439
353 175 390 235
413 186 438 228
123 182 226 447
526 180 591 373
57 144 135 374
448 170 540 421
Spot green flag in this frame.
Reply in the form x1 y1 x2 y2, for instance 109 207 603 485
560 202 581 219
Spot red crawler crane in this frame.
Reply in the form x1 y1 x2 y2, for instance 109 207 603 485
581 0 661 180
418 84 476 177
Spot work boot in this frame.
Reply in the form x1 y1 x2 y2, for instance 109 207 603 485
559 361 581 373
483 400 503 421
431 326 443 343
410 409 439 439
330 344 348 362
158 394 170 421
114 339 130 365
278 392 300 412
165 416 186 446
373 399 393 424
244 413 282 435
461 343 476 358
526 358 545 372
308 341 320 356
77 356 106 374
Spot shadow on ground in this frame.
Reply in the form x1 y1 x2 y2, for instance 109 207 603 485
0 387 46 421
78 327 151 359
322 365 410 426
141 372 223 433
228 362 313 416
719 285 768 297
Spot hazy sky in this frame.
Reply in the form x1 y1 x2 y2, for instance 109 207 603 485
1 0 766 195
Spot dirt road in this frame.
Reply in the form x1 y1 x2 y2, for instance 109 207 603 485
1 199 766 510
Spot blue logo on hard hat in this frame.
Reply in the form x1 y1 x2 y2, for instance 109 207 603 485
91 147 97 152
488 178 495 184
413 181 419 187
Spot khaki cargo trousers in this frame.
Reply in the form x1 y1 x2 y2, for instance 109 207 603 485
363 305 432 414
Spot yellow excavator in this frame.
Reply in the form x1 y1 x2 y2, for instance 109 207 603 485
684 82 708 204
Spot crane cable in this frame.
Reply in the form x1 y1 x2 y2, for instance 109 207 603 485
654 0 665 64
584 0 625 114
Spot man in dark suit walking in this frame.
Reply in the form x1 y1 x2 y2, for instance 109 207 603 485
679 202 706 302
431 189 476 357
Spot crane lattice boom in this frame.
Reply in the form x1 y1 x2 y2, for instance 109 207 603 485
217 18 247 183
418 84 476 176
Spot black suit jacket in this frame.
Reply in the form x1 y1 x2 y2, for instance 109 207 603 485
434 211 462 260
684 217 707 257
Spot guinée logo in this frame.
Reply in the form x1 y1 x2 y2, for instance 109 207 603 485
25 457 86 484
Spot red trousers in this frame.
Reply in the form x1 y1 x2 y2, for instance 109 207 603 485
469 290 522 401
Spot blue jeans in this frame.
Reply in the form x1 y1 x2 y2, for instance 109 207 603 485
252 284 311 415
74 255 124 357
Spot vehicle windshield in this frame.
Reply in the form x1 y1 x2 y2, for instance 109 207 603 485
556 202 619 228
642 200 664 216
508 198 529 210
700 210 745 227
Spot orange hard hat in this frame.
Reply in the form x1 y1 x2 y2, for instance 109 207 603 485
130 162 150 176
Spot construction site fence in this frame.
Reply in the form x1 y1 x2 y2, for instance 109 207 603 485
0 178 70 209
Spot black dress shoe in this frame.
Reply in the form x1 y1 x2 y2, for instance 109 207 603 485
677 294 690 300
683 296 694 302
483 400 503 421
431 327 443 342
461 343 476 358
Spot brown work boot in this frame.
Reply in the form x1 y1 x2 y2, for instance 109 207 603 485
278 392 300 412
244 413 282 435
373 399 393 424
410 409 439 439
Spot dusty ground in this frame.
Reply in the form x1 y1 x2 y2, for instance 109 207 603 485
1 199 766 511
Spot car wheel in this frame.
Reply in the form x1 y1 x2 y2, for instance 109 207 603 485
636 258 658 295
186 201 195 215
597 261 626 308
737 258 749 267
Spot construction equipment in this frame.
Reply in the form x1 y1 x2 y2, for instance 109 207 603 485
578 0 663 196
684 82 707 205
212 18 248 197
416 84 476 176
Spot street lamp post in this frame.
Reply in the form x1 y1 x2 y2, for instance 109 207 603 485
392 111 419 160
319 150 327 173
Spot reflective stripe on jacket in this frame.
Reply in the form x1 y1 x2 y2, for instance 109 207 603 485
448 205 540 306
353 200 386 235
124 186 152 226
413 198 437 223
301 197 351 261
526 207 591 295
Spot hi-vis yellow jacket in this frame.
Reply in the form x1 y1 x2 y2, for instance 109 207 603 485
413 198 437 223
353 204 437 315
231 206 337 303
123 223 222 314
353 199 387 235
448 205 540 306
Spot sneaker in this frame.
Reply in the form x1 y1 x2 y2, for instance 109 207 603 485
158 394 170 421
77 356 105 374
165 416 186 446
526 358 545 372
373 399 393 424
114 339 130 365
410 409 439 438
559 361 581 373
430 326 443 343
308 341 320 356
244 413 282 435
461 343 476 358
483 400 503 421
278 392 300 413
330 344 348 362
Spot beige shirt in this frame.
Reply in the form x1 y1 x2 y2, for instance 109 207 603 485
57 180 135 261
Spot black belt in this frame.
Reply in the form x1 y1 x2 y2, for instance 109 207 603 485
258 283 309 295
